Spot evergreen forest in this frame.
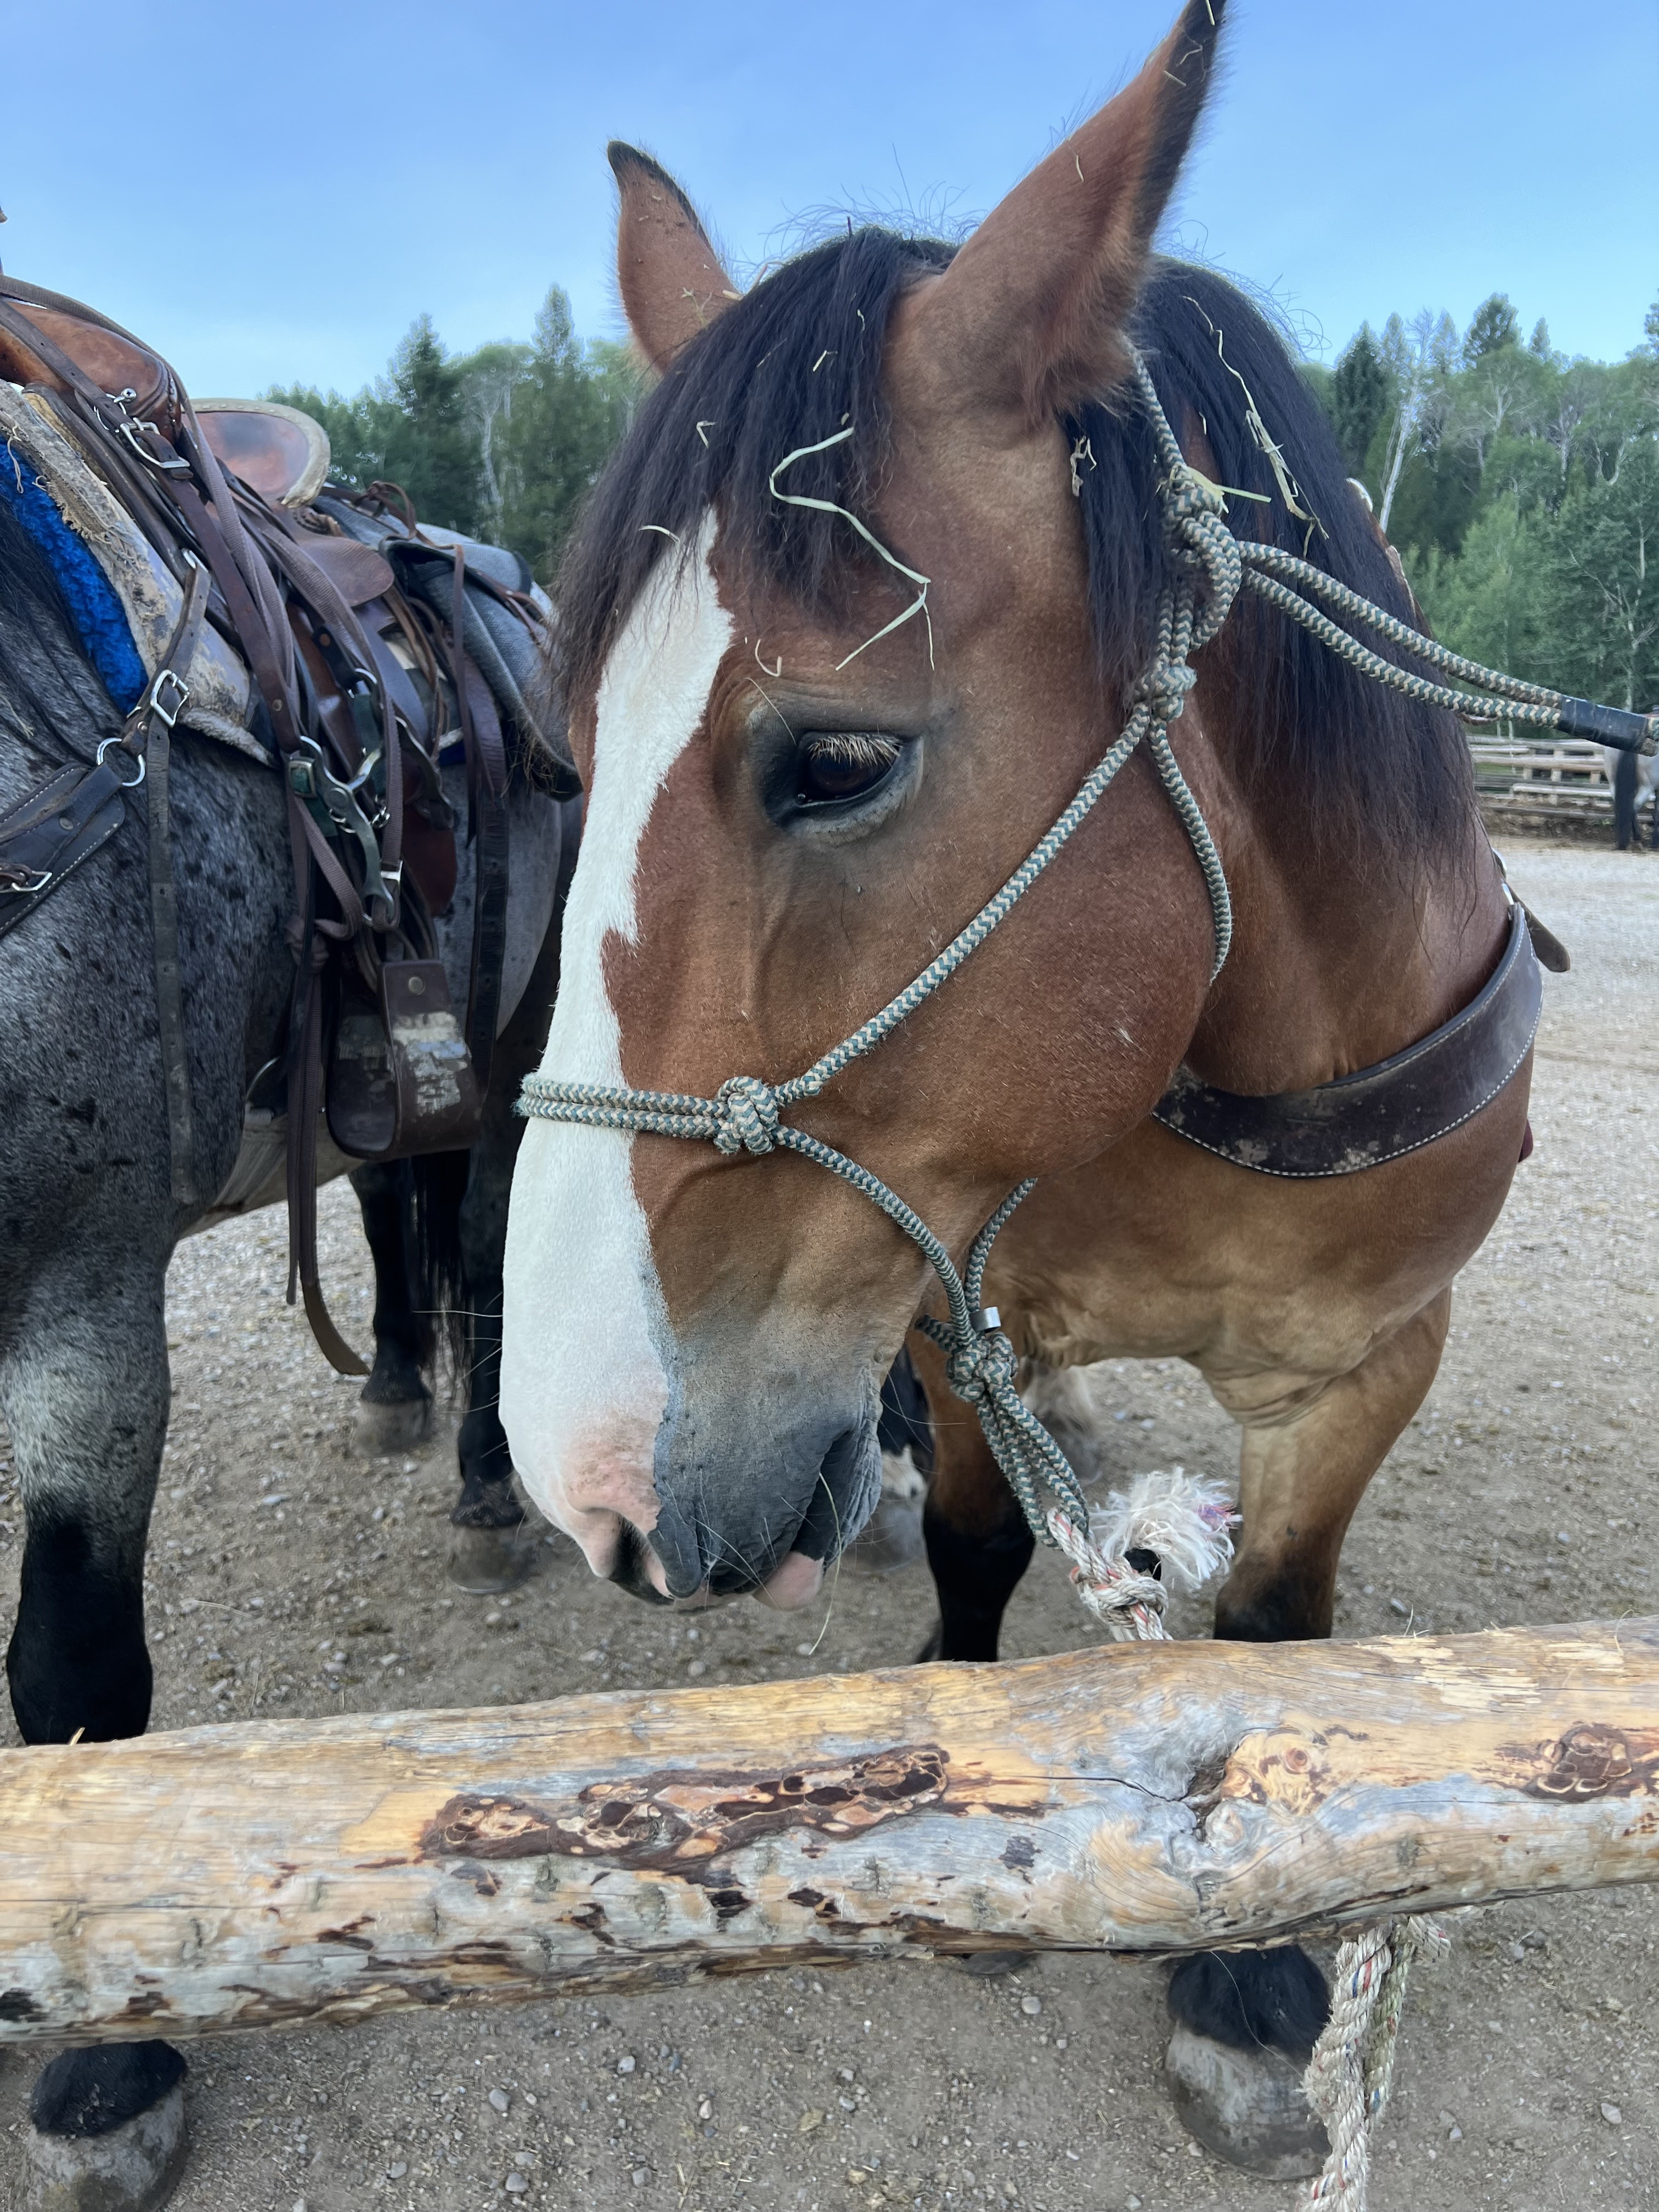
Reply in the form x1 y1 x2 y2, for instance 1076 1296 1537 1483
267 290 640 588
1306 292 1658 715
273 280 1658 714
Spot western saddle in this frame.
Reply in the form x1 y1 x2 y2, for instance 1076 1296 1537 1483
0 276 580 1373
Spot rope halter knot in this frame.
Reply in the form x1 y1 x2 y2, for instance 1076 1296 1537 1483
711 1074 782 1155
1132 661 1198 727
944 1323 1018 1405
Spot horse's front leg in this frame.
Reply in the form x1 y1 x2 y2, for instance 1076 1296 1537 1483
444 1114 533 1592
3 1245 190 2209
350 1159 437 1453
1166 1290 1452 2179
446 814 579 1593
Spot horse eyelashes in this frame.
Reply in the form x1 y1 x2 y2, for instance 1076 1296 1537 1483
796 732 901 804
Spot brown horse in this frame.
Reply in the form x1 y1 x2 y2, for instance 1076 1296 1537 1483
501 0 1529 2169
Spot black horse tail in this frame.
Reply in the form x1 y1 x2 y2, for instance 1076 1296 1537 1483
1613 746 1637 850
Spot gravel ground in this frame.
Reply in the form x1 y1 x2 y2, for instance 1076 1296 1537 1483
1 839 1655 2212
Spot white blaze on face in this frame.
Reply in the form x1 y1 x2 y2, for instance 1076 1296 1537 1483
501 517 732 1576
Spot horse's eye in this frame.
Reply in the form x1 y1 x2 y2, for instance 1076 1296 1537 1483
795 732 901 806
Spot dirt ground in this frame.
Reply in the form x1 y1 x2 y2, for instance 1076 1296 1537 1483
1 838 1655 2212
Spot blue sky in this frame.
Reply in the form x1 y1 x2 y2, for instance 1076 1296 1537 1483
4 1 1654 397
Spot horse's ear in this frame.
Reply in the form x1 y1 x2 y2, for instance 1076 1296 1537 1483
609 143 739 374
907 0 1225 422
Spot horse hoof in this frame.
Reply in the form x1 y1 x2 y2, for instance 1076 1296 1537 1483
351 1395 433 1456
1163 2024 1328 2179
446 1522 536 1594
22 2083 188 2212
844 1493 926 1575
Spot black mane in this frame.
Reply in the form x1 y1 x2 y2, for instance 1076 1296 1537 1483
556 235 1473 877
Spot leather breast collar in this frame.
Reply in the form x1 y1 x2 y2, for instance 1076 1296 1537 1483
1151 902 1542 1177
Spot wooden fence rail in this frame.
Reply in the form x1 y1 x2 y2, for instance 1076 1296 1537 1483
0 1620 1654 2047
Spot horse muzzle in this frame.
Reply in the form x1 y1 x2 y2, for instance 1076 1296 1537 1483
601 1401 882 1609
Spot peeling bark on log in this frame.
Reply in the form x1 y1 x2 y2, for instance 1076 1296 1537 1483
0 1621 1655 2048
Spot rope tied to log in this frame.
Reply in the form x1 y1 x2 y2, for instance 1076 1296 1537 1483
1300 1915 1449 2208
1045 1465 1239 1639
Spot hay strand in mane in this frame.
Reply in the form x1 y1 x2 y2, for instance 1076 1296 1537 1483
768 425 934 669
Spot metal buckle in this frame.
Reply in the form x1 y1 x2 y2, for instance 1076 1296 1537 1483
148 668 190 729
104 387 191 479
115 416 190 476
0 862 52 896
341 747 381 796
95 736 146 788
289 737 396 927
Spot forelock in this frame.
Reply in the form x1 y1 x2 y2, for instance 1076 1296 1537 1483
554 228 956 712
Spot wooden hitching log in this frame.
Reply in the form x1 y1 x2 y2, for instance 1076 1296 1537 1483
0 1620 1654 2047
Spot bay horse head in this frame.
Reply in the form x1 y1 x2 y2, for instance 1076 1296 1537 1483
500 0 1472 1608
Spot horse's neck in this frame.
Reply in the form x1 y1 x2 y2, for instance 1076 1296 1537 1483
1183 787 1509 1096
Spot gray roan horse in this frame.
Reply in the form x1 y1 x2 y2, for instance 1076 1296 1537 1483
0 476 577 2194
496 0 1582 2180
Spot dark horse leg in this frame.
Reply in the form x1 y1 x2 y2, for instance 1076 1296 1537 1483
906 1329 1035 1664
2 1242 189 2203
350 1158 443 1453
443 865 574 1588
346 1143 529 1591
443 1097 533 1590
1613 747 1637 851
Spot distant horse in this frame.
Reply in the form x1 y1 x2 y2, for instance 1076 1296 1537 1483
1610 743 1658 849
500 0 1535 2174
0 486 575 2194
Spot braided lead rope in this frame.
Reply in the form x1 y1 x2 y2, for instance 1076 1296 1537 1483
1238 540 1561 708
1301 1915 1450 2208
1240 568 1568 731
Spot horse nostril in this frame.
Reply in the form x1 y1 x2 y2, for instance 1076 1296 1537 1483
608 1523 674 1607
790 1423 877 1566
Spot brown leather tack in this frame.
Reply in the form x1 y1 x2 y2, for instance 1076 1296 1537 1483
1153 904 1542 1178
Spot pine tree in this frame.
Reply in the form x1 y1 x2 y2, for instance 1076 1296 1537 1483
474 290 640 584
380 317 483 534
1331 328 1391 488
1462 294 1520 365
